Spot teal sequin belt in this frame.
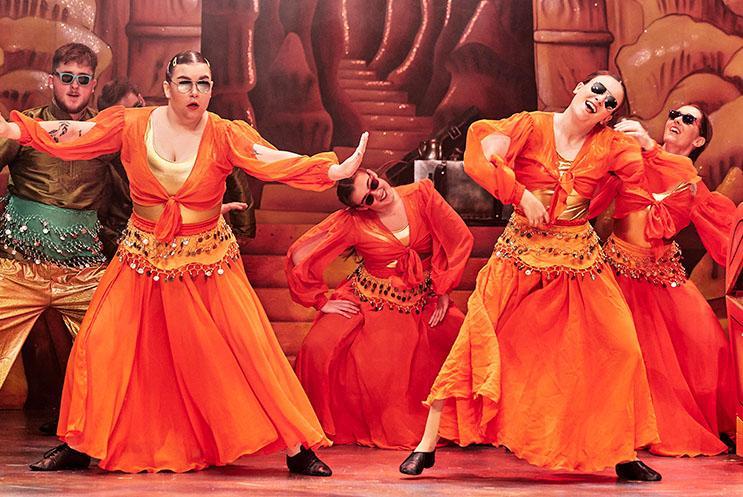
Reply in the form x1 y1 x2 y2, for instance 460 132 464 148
0 194 105 267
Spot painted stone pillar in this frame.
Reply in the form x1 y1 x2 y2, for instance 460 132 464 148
201 0 258 122
532 0 612 111
126 0 202 103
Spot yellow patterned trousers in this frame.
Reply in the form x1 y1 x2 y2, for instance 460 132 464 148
0 258 105 388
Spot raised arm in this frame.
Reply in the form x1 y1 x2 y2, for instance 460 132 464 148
0 106 124 160
226 119 368 189
465 113 549 226
464 114 531 205
286 210 355 310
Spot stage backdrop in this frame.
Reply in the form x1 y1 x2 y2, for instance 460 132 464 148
0 0 741 408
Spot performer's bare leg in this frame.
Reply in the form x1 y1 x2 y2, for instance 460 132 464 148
400 400 443 474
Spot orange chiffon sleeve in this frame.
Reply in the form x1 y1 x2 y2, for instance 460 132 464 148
606 133 649 200
587 174 621 219
11 105 125 159
225 120 337 191
286 210 356 310
463 112 533 205
689 182 736 265
418 180 474 295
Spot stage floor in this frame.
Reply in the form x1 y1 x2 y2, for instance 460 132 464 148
1 410 741 497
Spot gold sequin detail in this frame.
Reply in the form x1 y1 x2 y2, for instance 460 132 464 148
604 234 686 288
349 264 433 314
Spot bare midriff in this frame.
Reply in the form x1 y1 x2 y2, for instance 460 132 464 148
613 209 657 249
133 203 222 225
532 189 591 221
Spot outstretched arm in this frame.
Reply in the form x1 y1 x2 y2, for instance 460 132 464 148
0 106 125 160
251 131 369 182
227 117 368 189
0 113 96 143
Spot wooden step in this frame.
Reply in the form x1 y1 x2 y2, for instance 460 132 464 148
339 79 395 90
364 115 433 132
345 88 408 103
257 287 472 321
367 130 429 151
243 254 357 288
338 69 378 81
470 226 503 257
246 223 315 255
256 288 321 321
339 59 367 69
255 209 329 225
260 184 343 212
460 257 489 290
353 101 415 116
450 289 472 311
335 146 403 168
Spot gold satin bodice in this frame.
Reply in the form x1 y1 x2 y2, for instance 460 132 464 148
532 157 590 221
613 183 694 249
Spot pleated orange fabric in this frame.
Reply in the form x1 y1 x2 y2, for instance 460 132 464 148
12 107 337 472
427 112 660 472
600 144 738 456
287 180 473 449
605 237 736 456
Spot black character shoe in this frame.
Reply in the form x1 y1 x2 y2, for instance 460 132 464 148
38 419 58 436
615 460 662 481
399 450 435 475
29 444 91 471
286 446 332 477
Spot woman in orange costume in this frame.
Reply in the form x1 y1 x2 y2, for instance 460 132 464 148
0 51 369 474
593 105 737 456
286 171 473 449
399 72 662 481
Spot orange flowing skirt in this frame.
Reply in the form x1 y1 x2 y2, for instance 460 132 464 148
296 264 461 449
427 215 659 472
57 215 329 473
606 235 736 456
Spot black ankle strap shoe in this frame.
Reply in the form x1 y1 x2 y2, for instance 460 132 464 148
286 446 332 477
615 460 662 481
399 450 435 475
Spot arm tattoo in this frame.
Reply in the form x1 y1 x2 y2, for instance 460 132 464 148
48 121 71 143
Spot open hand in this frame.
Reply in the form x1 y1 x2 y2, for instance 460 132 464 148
614 119 655 151
320 299 360 318
328 132 369 180
0 112 20 140
428 294 450 327
519 189 549 227
220 202 248 215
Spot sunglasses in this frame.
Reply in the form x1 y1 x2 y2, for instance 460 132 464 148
171 79 213 94
590 82 618 110
53 71 93 86
668 109 698 126
359 176 380 207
